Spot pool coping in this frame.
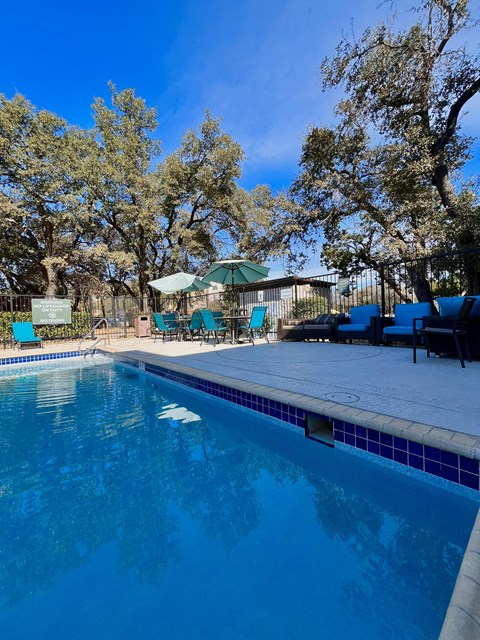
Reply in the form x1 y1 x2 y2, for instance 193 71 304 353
439 508 480 639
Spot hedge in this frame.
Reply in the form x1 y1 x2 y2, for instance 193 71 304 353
0 312 91 341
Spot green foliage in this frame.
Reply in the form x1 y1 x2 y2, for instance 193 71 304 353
288 0 480 296
0 87 280 297
0 93 96 295
153 113 250 282
292 297 329 319
263 313 274 335
0 312 91 341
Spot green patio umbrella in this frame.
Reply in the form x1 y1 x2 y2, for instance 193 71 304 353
202 259 270 314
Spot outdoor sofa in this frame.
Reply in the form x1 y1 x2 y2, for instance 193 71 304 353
277 313 347 342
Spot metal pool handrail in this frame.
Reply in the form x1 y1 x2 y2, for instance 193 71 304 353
78 317 111 356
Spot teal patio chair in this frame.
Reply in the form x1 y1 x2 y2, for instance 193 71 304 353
238 306 269 345
152 313 178 342
212 311 227 329
162 313 179 331
11 322 43 350
199 309 228 346
184 310 204 341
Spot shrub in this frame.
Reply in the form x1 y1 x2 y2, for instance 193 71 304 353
0 312 91 341
291 297 329 319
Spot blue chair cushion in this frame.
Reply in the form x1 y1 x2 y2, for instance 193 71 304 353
394 302 432 326
337 323 370 333
437 296 480 317
383 325 414 336
349 304 380 324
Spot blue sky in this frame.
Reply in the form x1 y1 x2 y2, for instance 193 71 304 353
2 0 479 276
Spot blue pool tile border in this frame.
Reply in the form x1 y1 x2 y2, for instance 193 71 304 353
0 351 82 366
127 357 480 492
3 348 478 493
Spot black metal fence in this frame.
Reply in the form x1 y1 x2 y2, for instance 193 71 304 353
2 247 479 346
0 288 230 348
238 248 480 334
0 295 154 347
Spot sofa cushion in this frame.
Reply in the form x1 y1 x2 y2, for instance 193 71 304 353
304 324 333 333
314 313 345 325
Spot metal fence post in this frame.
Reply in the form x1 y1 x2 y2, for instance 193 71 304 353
379 263 386 317
88 295 95 339
9 292 14 348
122 296 127 338
294 279 298 318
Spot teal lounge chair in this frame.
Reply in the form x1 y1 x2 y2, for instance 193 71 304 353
152 313 178 342
12 322 43 350
238 306 269 345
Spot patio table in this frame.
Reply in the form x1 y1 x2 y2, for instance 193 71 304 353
176 315 192 341
221 315 251 344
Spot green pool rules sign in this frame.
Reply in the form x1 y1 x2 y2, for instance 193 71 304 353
32 299 72 325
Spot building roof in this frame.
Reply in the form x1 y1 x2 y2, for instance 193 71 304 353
240 275 334 292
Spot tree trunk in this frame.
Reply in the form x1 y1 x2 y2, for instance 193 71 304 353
134 225 147 296
432 163 480 292
44 262 59 296
405 265 434 306
41 209 59 296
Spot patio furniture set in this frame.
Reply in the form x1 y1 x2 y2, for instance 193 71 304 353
278 296 480 367
152 306 269 346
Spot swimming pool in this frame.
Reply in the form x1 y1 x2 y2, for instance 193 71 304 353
0 358 478 639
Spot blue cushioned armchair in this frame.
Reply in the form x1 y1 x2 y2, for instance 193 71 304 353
335 304 380 344
382 302 432 345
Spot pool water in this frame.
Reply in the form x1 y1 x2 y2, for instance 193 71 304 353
0 359 478 640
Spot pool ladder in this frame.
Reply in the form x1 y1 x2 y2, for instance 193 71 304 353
78 318 111 357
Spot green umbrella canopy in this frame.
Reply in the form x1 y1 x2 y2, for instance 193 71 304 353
202 260 270 286
148 272 210 294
